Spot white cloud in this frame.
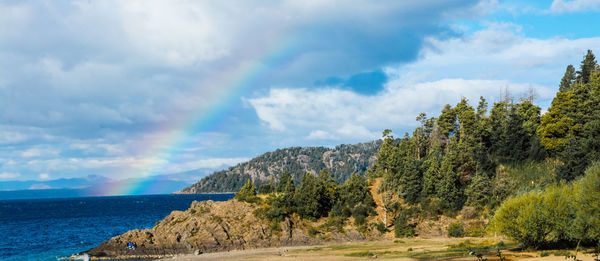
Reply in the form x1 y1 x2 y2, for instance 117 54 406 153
0 172 20 179
399 23 600 87
550 0 600 13
38 173 50 180
250 25 600 140
251 79 551 138
0 129 29 144
20 148 60 158
307 130 337 140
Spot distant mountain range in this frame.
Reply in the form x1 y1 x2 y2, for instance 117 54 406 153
178 141 381 194
0 168 219 200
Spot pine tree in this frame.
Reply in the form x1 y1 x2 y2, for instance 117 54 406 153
235 179 258 203
277 171 293 193
465 172 492 209
422 150 443 196
556 138 588 181
559 65 576 92
398 159 422 204
437 104 457 148
476 96 488 119
576 50 598 84
294 172 334 220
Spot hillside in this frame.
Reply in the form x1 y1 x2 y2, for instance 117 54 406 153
179 141 381 193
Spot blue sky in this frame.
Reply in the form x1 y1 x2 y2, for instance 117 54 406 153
1 0 600 182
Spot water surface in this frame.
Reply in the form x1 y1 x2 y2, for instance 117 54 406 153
0 194 234 261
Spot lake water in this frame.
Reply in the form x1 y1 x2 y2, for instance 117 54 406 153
0 194 234 261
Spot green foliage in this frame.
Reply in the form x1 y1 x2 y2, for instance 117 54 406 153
307 226 319 237
394 211 415 238
321 216 345 233
573 162 600 244
333 174 376 223
557 138 588 181
235 179 258 203
182 141 381 193
447 222 465 237
465 173 492 209
258 184 273 194
374 222 387 233
560 64 576 92
492 162 600 248
576 50 598 84
294 172 337 220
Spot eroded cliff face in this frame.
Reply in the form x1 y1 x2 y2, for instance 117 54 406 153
86 199 379 259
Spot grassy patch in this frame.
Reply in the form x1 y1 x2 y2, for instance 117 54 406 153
539 250 571 257
344 251 376 257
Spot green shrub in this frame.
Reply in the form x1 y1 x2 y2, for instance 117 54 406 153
307 226 319 237
235 179 259 203
491 161 600 248
322 216 345 233
354 214 366 226
447 222 464 237
466 225 486 237
374 222 387 233
345 251 375 257
394 212 415 238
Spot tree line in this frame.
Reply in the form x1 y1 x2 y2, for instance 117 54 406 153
236 169 378 233
234 50 599 248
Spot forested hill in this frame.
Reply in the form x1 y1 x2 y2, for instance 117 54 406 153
178 141 381 193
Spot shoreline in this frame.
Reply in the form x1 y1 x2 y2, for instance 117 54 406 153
151 238 600 261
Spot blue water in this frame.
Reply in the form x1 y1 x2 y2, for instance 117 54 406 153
0 194 234 261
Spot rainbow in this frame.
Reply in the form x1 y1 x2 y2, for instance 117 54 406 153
101 35 304 195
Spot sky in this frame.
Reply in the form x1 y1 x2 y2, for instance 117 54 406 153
1 0 600 182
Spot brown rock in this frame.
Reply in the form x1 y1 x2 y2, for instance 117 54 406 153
85 199 375 259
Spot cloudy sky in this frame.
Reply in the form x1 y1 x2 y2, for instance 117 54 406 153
1 0 600 182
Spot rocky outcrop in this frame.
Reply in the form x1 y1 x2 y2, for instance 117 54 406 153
86 199 379 260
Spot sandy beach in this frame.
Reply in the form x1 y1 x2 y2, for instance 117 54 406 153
158 238 600 261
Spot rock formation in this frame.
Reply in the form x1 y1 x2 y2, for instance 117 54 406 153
86 199 381 260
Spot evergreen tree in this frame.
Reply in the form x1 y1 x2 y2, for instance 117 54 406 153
398 159 422 204
576 50 598 84
559 64 576 92
437 144 464 210
538 91 576 153
422 149 443 196
437 104 457 148
465 172 492 209
277 171 293 193
294 172 334 220
413 113 432 159
235 179 258 203
476 96 488 119
556 138 588 181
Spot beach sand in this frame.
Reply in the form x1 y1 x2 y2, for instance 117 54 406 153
158 237 599 261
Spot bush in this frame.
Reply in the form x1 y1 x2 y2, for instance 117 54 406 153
460 206 479 219
258 183 273 194
354 214 366 226
394 212 415 238
465 221 486 237
491 161 600 248
322 216 345 233
447 222 464 237
374 222 387 233
307 226 319 237
235 179 259 203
